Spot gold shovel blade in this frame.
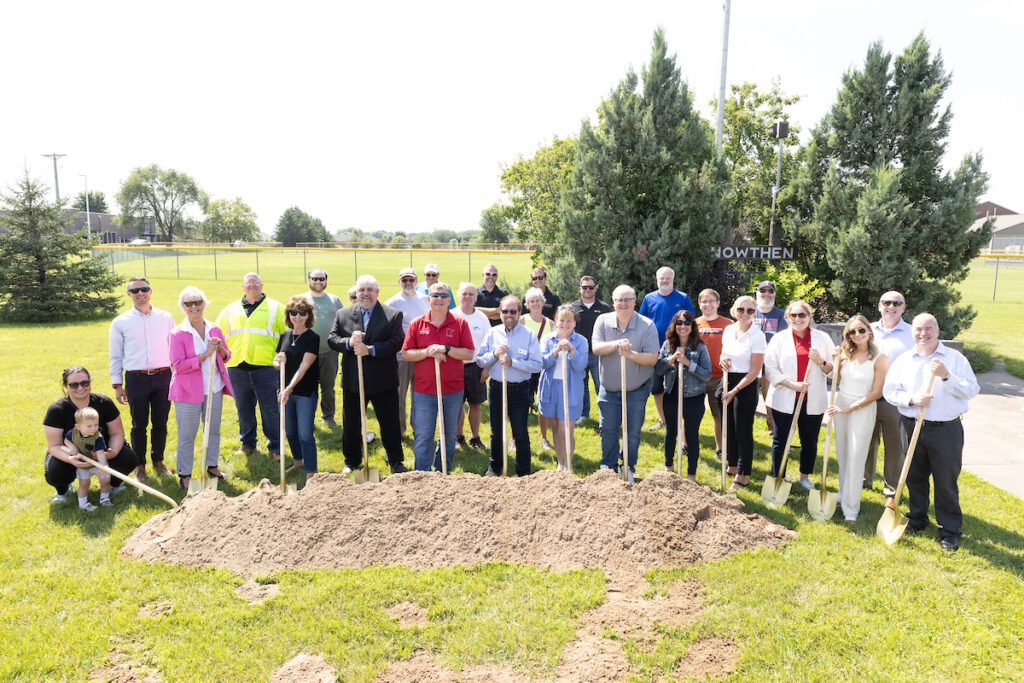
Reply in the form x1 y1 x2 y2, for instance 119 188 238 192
761 476 792 507
187 478 204 496
876 507 909 545
807 490 837 521
353 468 381 484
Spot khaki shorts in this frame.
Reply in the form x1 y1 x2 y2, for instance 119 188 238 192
704 378 723 421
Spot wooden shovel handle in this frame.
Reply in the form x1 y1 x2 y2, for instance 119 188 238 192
279 363 287 492
78 453 178 508
435 356 447 475
890 372 937 510
357 354 370 478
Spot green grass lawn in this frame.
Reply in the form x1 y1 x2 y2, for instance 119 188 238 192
1 260 1022 681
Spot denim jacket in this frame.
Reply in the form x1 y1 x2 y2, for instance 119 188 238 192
655 340 711 398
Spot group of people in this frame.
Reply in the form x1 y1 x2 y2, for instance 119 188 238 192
42 263 978 550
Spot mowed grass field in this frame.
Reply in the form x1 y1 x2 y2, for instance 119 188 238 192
957 257 1024 377
0 253 1022 681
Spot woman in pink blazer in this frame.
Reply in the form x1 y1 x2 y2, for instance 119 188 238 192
168 286 233 489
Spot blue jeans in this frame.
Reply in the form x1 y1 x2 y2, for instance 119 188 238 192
597 378 651 471
581 353 601 419
228 365 281 454
285 392 318 473
411 390 463 472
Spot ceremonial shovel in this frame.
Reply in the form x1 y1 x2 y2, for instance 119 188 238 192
501 364 509 477
189 357 220 495
761 364 813 507
620 354 629 482
434 356 449 475
720 372 729 493
353 354 381 484
807 358 842 521
676 361 685 477
561 350 573 474
278 364 297 494
78 454 177 508
877 372 937 545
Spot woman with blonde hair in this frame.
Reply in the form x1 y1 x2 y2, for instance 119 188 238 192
538 306 589 470
764 300 835 491
827 314 889 524
720 295 766 489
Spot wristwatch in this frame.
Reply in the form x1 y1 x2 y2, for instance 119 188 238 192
444 344 452 355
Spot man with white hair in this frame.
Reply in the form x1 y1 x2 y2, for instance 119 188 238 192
385 267 430 435
452 282 490 449
883 313 979 551
416 263 455 309
328 274 408 474
215 272 286 459
592 284 660 482
867 290 915 495
639 266 695 430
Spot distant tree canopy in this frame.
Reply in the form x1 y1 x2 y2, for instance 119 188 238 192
786 32 989 335
273 206 331 247
0 174 119 322
72 190 109 214
500 136 577 245
116 165 207 241
201 197 260 243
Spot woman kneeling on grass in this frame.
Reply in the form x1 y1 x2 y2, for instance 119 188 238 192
655 310 711 480
538 306 589 471
43 366 138 509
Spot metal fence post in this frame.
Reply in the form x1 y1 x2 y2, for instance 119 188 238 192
354 249 358 277
214 248 218 281
992 257 1000 301
303 250 307 279
109 249 115 274
143 251 147 278
175 249 180 279
256 249 260 273
468 251 472 281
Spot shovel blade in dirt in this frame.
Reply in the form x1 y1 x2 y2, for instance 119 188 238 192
807 489 837 521
353 466 381 484
876 507 908 545
187 477 218 495
761 475 792 507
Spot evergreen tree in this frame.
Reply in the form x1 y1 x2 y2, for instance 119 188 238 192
787 33 989 335
0 173 120 322
549 29 731 298
273 206 330 247
72 190 109 213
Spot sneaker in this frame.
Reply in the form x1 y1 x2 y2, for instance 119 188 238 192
649 420 664 432
627 468 636 484
323 417 338 428
153 462 172 476
799 478 815 491
99 498 114 507
50 487 71 505
575 417 586 426
342 466 353 475
882 484 896 497
366 431 376 444
484 468 498 477
238 446 255 456
110 484 129 495
540 438 552 450
457 435 469 450
469 436 485 450
390 462 409 474
599 465 611 471
80 501 98 512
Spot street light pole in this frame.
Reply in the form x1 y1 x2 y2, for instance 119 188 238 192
80 175 91 235
767 121 789 247
41 153 67 202
714 0 732 158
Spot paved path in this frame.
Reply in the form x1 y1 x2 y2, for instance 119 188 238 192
961 361 1024 501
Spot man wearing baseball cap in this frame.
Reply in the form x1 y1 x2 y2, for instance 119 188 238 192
753 280 787 435
385 268 430 435
416 263 455 310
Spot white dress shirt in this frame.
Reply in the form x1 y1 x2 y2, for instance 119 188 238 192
883 342 980 421
109 306 175 384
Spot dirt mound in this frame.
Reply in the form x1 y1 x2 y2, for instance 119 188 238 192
121 470 793 579
269 653 337 682
386 601 429 628
235 579 281 605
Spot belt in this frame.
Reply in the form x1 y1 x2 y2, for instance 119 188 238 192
491 378 528 387
126 367 170 376
903 416 960 428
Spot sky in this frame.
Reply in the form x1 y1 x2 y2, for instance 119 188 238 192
2 1 1020 235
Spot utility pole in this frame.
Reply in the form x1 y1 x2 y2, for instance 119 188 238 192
713 0 732 158
80 175 91 234
41 153 67 202
767 121 789 247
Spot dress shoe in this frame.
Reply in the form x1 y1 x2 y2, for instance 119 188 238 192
238 446 255 456
207 467 227 480
323 417 338 428
484 468 498 477
390 462 409 474
457 435 469 450
939 538 959 552
905 523 928 534
153 462 172 476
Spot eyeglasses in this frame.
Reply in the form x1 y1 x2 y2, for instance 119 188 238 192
309 276 326 282
500 308 520 314
128 286 151 294
880 300 904 307
614 297 636 302
484 272 498 277
580 285 595 290
182 300 204 308
849 327 869 336
429 293 450 299
400 278 416 283
349 297 358 302
287 310 309 316
675 320 692 326
425 273 439 277
758 287 775 293
788 312 809 319
67 380 92 390
736 307 755 314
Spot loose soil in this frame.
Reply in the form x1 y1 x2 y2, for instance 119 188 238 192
122 470 793 581
235 578 281 605
386 600 429 628
269 653 337 683
88 637 162 683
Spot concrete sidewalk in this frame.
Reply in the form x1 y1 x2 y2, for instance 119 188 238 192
961 361 1024 501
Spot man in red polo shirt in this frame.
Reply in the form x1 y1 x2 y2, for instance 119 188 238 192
401 282 476 471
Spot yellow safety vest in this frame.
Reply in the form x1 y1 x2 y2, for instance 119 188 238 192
215 298 285 367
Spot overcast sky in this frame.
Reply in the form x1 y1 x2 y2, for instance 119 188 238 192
2 1 1019 235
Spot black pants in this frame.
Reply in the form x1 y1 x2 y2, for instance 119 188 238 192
45 445 138 493
663 389 706 475
342 387 404 469
125 371 171 465
489 379 531 476
904 417 963 541
771 402 824 477
725 373 759 476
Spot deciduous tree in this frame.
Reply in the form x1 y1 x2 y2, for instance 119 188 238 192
116 165 207 241
200 197 260 243
72 190 108 214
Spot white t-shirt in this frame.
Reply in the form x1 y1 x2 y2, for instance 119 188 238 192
721 322 767 374
452 308 489 364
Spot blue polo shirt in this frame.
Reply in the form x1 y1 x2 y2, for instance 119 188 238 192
639 290 695 344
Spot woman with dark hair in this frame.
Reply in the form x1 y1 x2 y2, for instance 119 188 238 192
43 366 139 504
274 295 320 475
828 314 889 524
655 310 711 480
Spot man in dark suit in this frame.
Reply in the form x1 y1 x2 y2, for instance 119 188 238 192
328 274 408 473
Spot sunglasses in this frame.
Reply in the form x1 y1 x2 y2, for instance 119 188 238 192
67 380 92 390
182 300 204 308
309 276 326 282
675 320 693 326
580 285 595 290
758 287 775 293
531 276 546 281
400 278 416 283
500 308 520 314
425 273 439 277
788 312 809 319
429 293 450 299
736 307 755 314
484 272 498 277
287 310 309 316
128 286 151 294
880 300 904 307
849 327 869 336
